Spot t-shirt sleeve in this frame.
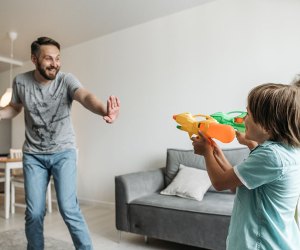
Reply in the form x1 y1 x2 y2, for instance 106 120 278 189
64 73 83 100
11 77 22 104
233 146 283 189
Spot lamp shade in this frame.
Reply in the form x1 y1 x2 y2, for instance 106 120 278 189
0 88 12 107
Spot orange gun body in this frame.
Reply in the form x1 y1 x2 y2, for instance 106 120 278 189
173 113 235 143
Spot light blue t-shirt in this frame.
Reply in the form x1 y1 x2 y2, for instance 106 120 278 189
227 141 300 250
11 71 82 153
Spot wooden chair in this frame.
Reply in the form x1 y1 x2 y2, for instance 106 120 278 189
10 149 52 214
0 173 4 182
9 149 22 159
0 171 5 198
0 164 5 183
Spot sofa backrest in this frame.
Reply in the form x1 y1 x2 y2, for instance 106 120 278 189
164 147 250 186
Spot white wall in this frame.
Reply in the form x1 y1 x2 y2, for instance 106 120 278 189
0 71 11 154
4 0 300 204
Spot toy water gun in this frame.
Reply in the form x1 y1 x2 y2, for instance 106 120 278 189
173 113 235 143
210 111 246 132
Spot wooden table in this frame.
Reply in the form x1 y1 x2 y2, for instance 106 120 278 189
0 157 22 219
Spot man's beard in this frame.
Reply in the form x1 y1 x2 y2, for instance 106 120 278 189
37 61 60 81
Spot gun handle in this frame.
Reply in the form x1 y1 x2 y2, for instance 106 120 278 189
188 132 194 138
199 123 235 143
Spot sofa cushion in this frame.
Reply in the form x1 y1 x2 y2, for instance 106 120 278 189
131 192 235 216
129 193 233 250
160 164 211 201
165 147 250 186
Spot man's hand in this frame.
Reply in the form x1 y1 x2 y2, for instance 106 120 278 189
74 88 120 123
103 95 120 123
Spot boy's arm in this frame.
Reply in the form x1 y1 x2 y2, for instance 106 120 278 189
0 103 23 120
212 143 239 193
192 133 242 191
73 87 120 123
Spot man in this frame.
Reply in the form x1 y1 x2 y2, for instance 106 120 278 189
0 37 120 250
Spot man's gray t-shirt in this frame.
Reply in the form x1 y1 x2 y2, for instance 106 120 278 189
11 71 82 153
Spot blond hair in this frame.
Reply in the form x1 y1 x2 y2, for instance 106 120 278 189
291 74 300 87
248 83 300 147
293 79 300 88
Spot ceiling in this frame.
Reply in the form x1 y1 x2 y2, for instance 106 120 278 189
0 0 213 73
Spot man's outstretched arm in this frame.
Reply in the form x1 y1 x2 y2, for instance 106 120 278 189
0 103 23 121
73 87 120 123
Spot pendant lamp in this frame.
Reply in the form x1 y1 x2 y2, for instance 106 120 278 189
0 32 18 108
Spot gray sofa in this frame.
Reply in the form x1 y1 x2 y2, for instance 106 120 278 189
115 147 249 250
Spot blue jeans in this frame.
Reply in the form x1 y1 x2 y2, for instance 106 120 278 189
23 149 93 250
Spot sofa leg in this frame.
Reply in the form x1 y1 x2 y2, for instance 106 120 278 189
144 236 148 244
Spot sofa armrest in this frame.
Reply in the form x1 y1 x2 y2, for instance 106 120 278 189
115 168 165 231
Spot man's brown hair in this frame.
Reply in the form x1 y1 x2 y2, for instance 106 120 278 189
31 37 60 57
248 83 300 147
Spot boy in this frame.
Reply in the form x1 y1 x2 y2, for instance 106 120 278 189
192 83 300 249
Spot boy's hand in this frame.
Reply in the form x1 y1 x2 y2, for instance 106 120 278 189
103 96 120 123
236 131 258 150
192 131 214 156
235 131 248 145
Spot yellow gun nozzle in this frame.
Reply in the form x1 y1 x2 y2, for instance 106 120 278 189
173 115 177 120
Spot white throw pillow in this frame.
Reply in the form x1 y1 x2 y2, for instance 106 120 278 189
160 164 211 201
